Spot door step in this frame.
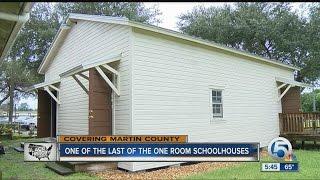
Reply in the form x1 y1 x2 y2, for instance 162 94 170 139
63 162 118 172
14 147 24 152
45 162 74 175
42 137 57 143
13 142 25 153
46 162 117 175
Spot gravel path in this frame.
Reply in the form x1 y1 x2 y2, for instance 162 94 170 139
95 162 238 180
95 151 268 180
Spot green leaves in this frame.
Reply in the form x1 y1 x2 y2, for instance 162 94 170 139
301 89 320 112
178 2 319 83
7 2 161 72
0 60 37 105
9 3 60 71
1 2 161 105
55 2 161 25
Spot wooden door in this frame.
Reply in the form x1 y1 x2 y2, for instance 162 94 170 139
281 86 301 113
37 89 51 137
89 69 112 135
51 91 57 137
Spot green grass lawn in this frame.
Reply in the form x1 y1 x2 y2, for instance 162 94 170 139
1 137 319 179
186 149 320 179
0 137 99 180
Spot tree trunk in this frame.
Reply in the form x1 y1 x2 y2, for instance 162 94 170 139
8 84 14 123
295 70 303 82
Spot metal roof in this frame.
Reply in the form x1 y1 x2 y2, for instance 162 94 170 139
38 13 301 74
0 2 33 62
276 77 311 88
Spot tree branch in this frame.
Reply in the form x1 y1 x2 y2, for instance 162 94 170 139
15 87 28 94
0 93 10 105
263 42 273 59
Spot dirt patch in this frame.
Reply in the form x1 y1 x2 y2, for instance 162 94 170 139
95 150 268 180
95 162 237 180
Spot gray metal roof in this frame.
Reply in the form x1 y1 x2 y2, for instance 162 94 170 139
38 13 300 73
0 2 33 61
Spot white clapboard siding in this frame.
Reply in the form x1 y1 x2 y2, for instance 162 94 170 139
58 74 88 134
44 20 132 136
129 29 294 171
43 18 298 172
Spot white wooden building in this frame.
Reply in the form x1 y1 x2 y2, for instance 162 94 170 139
32 13 308 171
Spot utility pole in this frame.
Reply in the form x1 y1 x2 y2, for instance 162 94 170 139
8 84 14 123
313 87 316 112
14 104 17 118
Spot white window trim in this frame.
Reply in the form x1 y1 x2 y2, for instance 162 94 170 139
212 89 223 118
209 87 225 122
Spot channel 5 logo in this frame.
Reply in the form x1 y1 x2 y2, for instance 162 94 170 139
268 137 292 160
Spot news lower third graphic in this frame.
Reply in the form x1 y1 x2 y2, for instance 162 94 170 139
58 135 188 143
24 135 259 162
24 143 57 161
261 137 299 172
59 143 259 161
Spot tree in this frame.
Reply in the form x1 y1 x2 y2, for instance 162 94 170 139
0 103 9 112
1 3 59 123
7 2 160 76
9 2 161 71
301 89 320 112
1 2 161 123
302 4 320 84
9 3 61 73
0 60 36 122
55 2 161 24
7 2 161 74
178 2 319 83
18 103 31 111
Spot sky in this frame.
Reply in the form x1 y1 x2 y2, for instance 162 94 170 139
19 2 311 109
144 2 306 31
144 2 229 31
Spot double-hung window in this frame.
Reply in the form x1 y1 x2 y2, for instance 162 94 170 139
212 90 223 118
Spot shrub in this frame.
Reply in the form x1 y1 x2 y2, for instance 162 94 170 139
0 124 14 135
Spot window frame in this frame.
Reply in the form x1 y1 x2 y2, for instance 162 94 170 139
210 89 224 119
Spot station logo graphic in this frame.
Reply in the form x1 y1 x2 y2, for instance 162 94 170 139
24 143 57 161
267 137 296 161
261 137 298 172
